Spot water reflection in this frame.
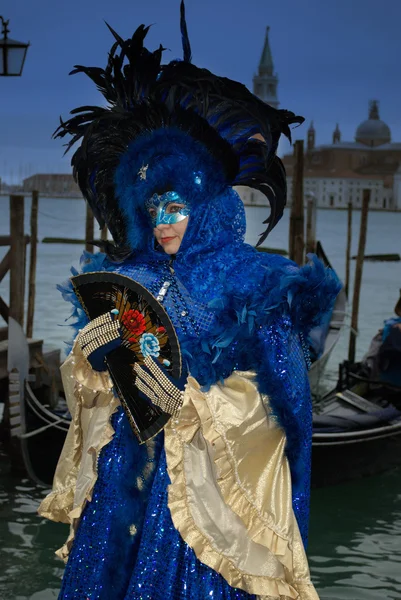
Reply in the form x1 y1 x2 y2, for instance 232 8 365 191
0 469 66 600
309 467 401 599
1 463 401 598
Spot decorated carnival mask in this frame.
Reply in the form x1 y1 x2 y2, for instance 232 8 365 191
145 191 191 227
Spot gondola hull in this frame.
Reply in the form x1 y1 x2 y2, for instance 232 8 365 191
311 374 401 487
23 384 68 486
312 421 401 487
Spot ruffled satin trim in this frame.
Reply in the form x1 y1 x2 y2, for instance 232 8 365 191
38 341 119 562
165 373 319 599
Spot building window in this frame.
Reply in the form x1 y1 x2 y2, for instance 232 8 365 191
329 194 334 207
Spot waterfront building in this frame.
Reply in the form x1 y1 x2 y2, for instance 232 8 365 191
238 26 400 211
283 100 401 211
22 173 81 197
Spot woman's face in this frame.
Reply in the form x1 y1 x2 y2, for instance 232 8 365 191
146 196 189 254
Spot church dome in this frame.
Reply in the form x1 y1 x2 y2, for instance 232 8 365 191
355 100 391 147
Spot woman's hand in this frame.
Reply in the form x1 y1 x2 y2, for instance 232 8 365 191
76 311 122 372
134 356 186 416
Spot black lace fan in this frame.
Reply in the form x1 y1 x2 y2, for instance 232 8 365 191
71 271 182 443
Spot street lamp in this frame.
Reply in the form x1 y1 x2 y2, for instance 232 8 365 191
0 16 30 76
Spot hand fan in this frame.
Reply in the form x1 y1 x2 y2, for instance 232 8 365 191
71 271 182 443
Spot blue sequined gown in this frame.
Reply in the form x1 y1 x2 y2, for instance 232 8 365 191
58 252 316 600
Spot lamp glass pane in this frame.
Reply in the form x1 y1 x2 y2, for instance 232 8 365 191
7 46 26 75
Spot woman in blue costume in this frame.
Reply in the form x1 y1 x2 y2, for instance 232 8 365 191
39 4 340 599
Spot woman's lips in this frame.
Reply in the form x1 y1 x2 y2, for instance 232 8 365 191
160 236 176 244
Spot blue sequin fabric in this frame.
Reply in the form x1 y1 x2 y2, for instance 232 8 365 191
59 409 162 599
58 410 255 599
124 448 256 600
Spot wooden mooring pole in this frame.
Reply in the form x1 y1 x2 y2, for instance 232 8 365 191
305 194 317 255
4 196 27 467
9 195 26 328
85 204 95 253
26 190 38 339
101 225 108 242
289 140 305 265
348 189 370 363
345 201 352 298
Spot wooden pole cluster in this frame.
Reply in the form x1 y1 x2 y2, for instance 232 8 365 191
289 140 305 265
26 191 39 339
345 201 352 298
348 189 370 363
9 195 26 328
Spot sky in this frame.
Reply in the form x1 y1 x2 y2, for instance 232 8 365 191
1 0 401 183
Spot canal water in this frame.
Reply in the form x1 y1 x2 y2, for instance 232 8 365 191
0 196 400 599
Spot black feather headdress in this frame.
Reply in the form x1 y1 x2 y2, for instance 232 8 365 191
55 1 304 255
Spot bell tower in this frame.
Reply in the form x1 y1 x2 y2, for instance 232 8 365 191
253 27 279 108
333 123 341 144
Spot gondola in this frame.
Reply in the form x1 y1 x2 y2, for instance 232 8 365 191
6 317 69 487
20 380 70 485
311 361 401 488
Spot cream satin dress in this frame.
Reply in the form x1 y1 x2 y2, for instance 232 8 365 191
39 342 319 600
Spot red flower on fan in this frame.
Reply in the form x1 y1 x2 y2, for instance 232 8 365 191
122 309 146 342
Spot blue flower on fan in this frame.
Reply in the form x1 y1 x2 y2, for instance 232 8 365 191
139 332 160 358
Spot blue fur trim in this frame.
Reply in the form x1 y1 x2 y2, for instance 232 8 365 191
114 128 228 252
279 254 342 335
58 251 114 353
180 254 342 391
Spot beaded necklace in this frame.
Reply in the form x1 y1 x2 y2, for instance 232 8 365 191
152 257 202 337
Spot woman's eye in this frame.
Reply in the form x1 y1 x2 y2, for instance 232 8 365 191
167 204 183 214
148 208 157 218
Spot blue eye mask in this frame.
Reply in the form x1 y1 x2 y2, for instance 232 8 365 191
145 191 190 226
